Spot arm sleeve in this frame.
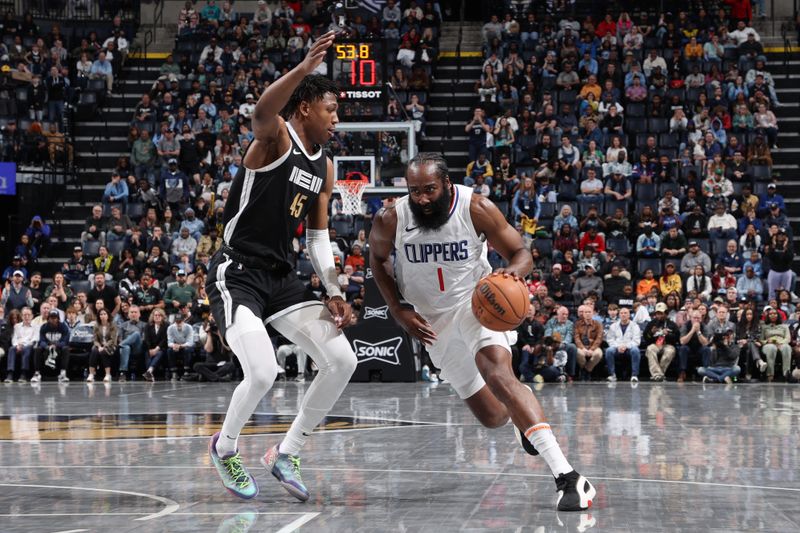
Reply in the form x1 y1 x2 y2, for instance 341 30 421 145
306 229 344 299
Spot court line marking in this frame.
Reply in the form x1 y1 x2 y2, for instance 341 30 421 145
4 465 799 494
0 423 444 443
0 483 179 521
275 512 321 533
51 530 88 533
4 512 316 517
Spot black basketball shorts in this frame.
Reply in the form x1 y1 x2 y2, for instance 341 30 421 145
206 250 323 340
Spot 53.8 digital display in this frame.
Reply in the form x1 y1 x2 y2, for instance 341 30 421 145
329 39 386 117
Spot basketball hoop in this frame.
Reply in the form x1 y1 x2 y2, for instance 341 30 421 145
334 178 369 215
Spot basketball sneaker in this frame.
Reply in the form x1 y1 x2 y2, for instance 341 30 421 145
261 444 309 501
555 470 596 511
208 432 259 500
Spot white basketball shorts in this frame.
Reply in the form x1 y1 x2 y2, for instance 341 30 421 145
427 303 512 399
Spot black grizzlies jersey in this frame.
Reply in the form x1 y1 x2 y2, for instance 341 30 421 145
222 122 328 266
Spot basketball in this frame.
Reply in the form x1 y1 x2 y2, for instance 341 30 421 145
471 273 530 331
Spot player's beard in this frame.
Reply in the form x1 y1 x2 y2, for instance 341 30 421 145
409 185 452 231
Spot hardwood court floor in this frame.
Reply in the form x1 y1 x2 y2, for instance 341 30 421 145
0 380 798 532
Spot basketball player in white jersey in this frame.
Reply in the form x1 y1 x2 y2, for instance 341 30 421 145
370 153 596 511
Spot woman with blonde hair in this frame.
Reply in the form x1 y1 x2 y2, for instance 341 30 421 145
88 308 117 383
142 308 168 381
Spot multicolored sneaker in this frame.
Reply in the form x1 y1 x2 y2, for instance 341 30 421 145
209 432 259 500
261 444 309 501
216 510 258 533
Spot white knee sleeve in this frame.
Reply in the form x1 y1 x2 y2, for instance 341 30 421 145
271 304 357 455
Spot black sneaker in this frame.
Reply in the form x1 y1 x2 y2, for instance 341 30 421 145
555 470 596 511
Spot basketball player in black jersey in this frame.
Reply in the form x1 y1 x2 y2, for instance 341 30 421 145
206 31 358 502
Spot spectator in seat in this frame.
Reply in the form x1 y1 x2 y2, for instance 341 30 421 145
345 244 366 271
677 307 713 382
132 273 164 322
465 108 491 163
760 307 792 382
511 176 539 226
464 152 493 187
194 315 234 382
160 158 190 213
167 311 195 381
766 228 794 300
180 208 205 242
43 122 72 166
686 264 713 302
573 263 603 303
142 308 168 381
27 75 46 122
163 269 196 318
659 262 682 297
102 171 129 215
573 304 603 381
24 216 50 257
546 263 572 301
196 228 222 262
89 50 114 94
544 306 578 379
1 270 33 314
759 183 785 214
2 256 28 284
31 309 70 383
644 302 680 381
707 203 738 240
636 223 660 258
747 135 772 166
131 129 158 184
604 264 631 302
87 308 117 383
605 307 642 382
45 65 68 124
698 328 741 383
577 167 603 202
661 226 688 259
553 205 578 235
172 227 198 264
4 307 35 383
578 226 605 253
62 245 90 283
604 170 632 203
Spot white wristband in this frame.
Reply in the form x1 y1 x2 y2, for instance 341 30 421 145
306 228 343 299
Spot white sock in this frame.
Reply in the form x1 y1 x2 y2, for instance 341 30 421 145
216 307 278 457
271 307 357 457
525 422 573 477
59 369 66 376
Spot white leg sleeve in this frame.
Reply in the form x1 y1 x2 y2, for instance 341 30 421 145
270 305 357 455
215 305 279 457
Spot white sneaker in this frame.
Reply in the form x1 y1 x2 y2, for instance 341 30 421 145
4 377 12 384
630 376 639 383
86 374 95 383
17 376 27 383
606 375 617 382
103 374 112 383
30 372 41 383
58 374 70 383
702 376 711 383
757 360 767 373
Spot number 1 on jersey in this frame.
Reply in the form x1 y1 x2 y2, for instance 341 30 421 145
290 192 308 218
437 267 445 291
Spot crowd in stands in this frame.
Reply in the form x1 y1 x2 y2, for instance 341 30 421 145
0 12 134 167
1 1 396 384
456 3 800 385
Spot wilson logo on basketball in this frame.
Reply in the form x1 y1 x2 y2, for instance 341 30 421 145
479 283 506 315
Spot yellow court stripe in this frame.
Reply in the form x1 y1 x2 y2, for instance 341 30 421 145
439 50 483 58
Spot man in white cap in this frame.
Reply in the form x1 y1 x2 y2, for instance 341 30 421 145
239 93 256 120
642 302 680 381
0 270 34 313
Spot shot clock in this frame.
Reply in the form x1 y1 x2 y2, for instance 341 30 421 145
329 39 387 118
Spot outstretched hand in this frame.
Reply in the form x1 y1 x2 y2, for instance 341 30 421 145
300 31 336 75
327 295 353 329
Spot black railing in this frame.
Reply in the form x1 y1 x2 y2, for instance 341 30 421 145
782 21 791 81
11 0 141 25
444 0 466 151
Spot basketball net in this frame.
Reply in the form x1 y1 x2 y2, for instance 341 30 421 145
334 178 369 215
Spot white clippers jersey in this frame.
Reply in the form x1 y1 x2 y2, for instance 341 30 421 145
393 184 491 324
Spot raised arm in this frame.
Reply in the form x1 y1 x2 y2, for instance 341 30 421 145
251 31 336 143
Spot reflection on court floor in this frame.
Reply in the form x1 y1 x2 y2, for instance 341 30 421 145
0 382 798 532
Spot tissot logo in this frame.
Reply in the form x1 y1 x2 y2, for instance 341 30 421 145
353 337 403 365
363 306 388 320
342 90 383 99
